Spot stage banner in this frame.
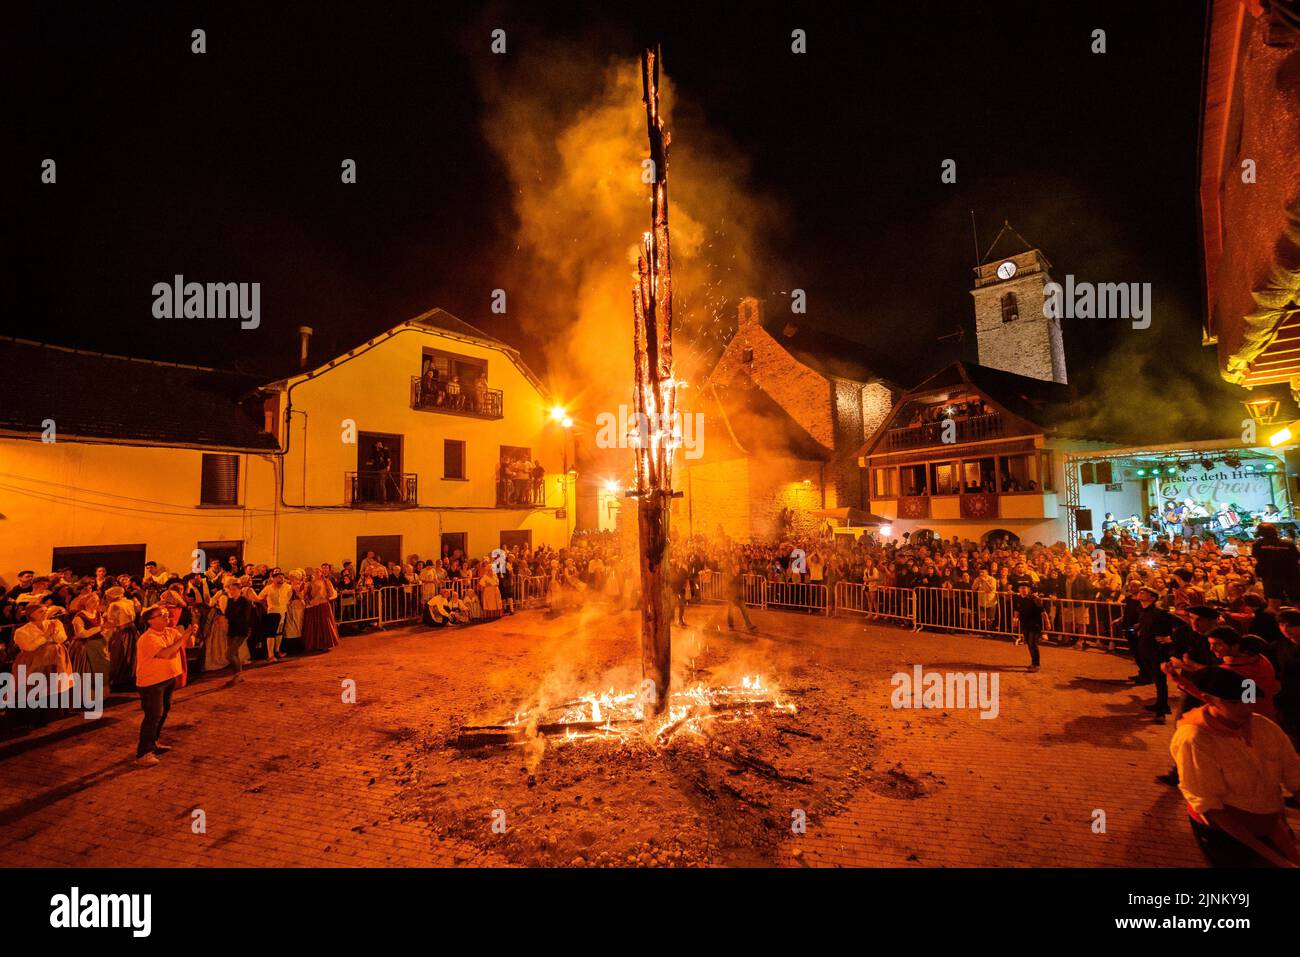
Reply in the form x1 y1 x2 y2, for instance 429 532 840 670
1157 470 1276 512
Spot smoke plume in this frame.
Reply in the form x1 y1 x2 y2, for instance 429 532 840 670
474 39 779 426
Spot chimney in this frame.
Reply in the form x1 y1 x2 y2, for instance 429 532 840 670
737 296 763 328
297 325 313 370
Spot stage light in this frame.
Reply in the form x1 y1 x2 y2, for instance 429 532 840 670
603 479 620 494
561 416 574 429
549 405 568 422
1265 462 1277 471
1224 455 1241 468
1269 426 1292 447
1165 465 1178 475
1200 459 1214 470
1244 464 1256 472
1135 468 1148 477
880 525 893 537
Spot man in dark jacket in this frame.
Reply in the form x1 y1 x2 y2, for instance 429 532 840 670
1271 609 1300 750
1010 583 1048 672
1134 586 1178 722
223 581 260 686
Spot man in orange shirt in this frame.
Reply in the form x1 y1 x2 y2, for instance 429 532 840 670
134 605 194 766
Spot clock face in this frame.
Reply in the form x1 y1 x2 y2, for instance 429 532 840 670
996 260 1017 280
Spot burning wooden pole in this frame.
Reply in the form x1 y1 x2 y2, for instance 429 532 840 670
632 47 677 715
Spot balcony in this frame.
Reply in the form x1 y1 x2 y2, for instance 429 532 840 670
884 412 1004 451
410 376 503 419
347 471 418 508
496 477 547 510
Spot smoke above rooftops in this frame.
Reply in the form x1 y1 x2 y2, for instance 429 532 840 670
473 34 780 426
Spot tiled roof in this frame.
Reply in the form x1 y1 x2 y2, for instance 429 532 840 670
0 337 279 450
760 317 907 389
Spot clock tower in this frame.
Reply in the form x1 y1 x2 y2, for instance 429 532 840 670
970 224 1067 384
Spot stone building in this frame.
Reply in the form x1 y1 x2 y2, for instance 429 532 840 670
971 223 1067 384
678 297 900 541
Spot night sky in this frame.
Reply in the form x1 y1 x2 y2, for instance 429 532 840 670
10 2 1242 434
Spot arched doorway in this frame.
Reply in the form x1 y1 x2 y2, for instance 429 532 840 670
981 528 1020 548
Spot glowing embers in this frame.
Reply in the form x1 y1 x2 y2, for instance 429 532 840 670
451 675 794 750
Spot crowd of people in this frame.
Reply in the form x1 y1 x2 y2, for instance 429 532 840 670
4 521 1299 866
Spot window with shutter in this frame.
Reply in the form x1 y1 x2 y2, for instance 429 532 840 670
200 453 240 506
444 439 466 480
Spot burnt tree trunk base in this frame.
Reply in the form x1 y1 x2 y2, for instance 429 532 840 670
638 489 672 715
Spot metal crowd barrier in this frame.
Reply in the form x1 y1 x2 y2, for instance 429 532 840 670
516 575 551 608
335 588 380 628
379 584 423 627
696 570 726 603
913 587 1018 639
335 573 1133 658
834 583 916 626
764 579 830 615
741 574 767 608
1041 596 1129 651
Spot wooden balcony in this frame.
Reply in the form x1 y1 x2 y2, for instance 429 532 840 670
883 412 1004 451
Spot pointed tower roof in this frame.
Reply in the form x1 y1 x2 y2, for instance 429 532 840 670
980 221 1038 264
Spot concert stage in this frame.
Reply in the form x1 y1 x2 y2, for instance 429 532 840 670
1064 439 1298 545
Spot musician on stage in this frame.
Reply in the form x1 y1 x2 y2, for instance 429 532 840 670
1163 501 1183 541
1144 506 1163 544
1101 512 1119 533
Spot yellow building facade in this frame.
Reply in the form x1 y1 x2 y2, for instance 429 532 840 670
0 310 573 579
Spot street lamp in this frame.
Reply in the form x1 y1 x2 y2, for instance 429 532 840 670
1242 396 1281 425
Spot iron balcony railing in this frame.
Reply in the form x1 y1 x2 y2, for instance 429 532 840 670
883 411 1003 450
347 471 418 507
410 376 504 419
496 477 547 509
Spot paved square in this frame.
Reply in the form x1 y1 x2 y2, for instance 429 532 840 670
3 605 1277 867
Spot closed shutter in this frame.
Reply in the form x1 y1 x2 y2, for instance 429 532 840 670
200 453 240 505
444 440 465 479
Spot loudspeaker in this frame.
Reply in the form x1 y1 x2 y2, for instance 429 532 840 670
1095 461 1113 484
1080 463 1095 485
1075 508 1093 531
